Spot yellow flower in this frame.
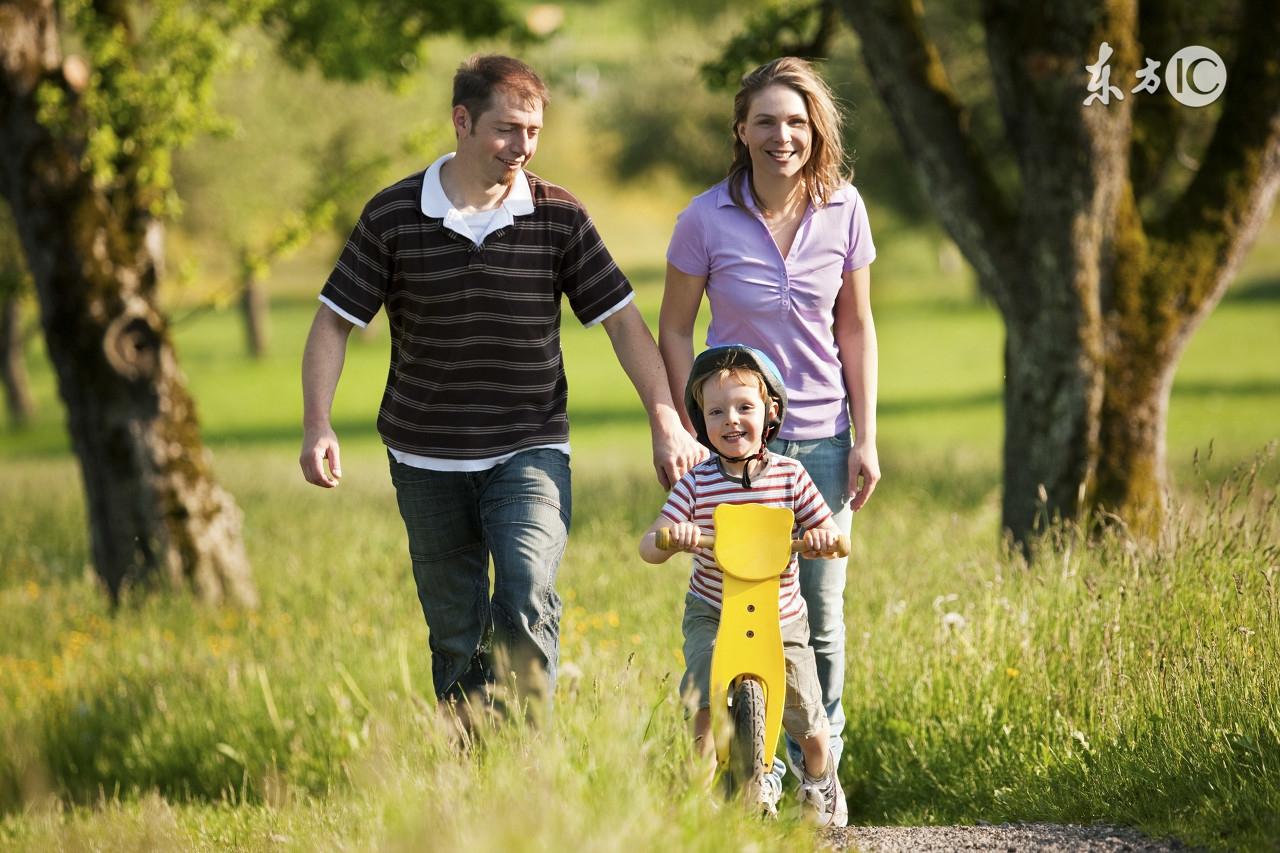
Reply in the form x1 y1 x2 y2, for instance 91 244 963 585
1006 667 1020 678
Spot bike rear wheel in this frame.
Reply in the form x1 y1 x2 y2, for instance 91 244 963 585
724 677 768 804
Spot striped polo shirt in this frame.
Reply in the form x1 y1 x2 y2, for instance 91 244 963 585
320 166 632 461
659 454 833 625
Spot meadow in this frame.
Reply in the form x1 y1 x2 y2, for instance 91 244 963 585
2 9 1280 848
1 255 1278 850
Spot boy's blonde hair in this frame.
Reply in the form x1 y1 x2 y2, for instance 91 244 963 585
690 365 773 412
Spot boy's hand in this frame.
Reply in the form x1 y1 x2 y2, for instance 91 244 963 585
665 522 703 552
801 527 841 559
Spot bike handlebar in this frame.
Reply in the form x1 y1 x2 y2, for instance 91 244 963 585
654 527 850 558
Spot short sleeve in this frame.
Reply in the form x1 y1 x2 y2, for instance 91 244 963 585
843 189 877 272
792 465 834 529
561 205 633 327
666 200 710 278
320 204 391 327
659 472 697 525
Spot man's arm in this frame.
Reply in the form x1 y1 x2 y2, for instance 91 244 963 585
300 305 356 488
601 301 707 489
657 262 707 432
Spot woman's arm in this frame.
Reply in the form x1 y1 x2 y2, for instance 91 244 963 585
658 262 708 432
833 264 881 511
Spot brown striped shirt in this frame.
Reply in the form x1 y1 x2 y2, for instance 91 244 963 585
320 169 631 460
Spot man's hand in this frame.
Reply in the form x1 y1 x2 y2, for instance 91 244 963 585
848 443 881 511
653 422 708 490
300 424 343 488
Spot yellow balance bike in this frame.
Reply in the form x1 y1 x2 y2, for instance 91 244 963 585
657 502 849 803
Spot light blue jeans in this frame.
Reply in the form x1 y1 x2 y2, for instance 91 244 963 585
388 448 571 707
768 430 853 777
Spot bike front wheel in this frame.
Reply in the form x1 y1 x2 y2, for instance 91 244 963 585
725 676 768 804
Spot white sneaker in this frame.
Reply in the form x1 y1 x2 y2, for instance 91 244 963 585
755 771 783 819
797 757 847 827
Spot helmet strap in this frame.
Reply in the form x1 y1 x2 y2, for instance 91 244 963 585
718 446 769 489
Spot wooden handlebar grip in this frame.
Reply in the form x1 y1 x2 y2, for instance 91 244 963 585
791 534 851 558
655 528 715 551
655 528 847 556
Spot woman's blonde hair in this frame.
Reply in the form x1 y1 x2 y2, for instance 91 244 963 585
727 57 848 212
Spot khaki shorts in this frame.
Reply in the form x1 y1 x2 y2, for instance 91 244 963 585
680 594 827 740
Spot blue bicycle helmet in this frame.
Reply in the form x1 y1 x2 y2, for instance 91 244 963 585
684 344 787 487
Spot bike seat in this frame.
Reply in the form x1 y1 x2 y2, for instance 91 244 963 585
713 503 795 580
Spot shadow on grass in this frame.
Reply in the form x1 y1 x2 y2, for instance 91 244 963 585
6 378 1274 460
1224 276 1280 303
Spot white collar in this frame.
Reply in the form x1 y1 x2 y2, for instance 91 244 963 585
420 152 534 218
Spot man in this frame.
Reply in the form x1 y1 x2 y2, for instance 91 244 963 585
300 55 703 713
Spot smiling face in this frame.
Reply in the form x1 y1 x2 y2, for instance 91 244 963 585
453 86 543 187
698 369 777 463
737 83 812 184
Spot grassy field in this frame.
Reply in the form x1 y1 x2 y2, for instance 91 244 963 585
1 263 1278 850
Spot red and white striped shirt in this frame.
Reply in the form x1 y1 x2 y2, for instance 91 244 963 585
660 454 833 625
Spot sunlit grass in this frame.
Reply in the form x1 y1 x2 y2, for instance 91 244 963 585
2 442 1277 849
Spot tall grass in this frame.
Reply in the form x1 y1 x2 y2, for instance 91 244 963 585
1 444 1276 850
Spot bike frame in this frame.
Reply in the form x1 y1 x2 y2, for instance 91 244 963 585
656 504 850 780
705 502 794 775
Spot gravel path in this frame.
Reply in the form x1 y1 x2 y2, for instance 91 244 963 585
820 823 1198 852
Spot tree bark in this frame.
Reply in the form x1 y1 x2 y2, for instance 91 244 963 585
1094 0 1280 536
0 292 34 427
0 0 256 606
241 273 270 359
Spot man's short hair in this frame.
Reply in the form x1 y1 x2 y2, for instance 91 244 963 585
453 54 550 123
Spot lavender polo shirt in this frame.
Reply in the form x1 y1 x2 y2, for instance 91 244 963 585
667 179 876 440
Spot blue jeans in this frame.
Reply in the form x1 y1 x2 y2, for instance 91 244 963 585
388 448 571 706
768 430 853 775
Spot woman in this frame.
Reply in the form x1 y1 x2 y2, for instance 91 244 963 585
659 56 880 787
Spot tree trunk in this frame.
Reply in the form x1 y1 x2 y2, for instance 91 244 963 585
842 0 1280 545
0 2 256 606
241 273 269 359
0 292 34 427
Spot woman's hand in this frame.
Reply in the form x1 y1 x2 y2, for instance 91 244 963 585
848 442 881 512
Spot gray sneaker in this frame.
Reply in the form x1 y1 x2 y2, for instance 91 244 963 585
797 758 848 827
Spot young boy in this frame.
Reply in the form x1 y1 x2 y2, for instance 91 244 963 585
638 345 847 826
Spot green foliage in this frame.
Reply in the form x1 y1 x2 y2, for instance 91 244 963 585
53 0 261 215
590 1 935 221
699 0 835 91
599 64 730 189
260 0 526 84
